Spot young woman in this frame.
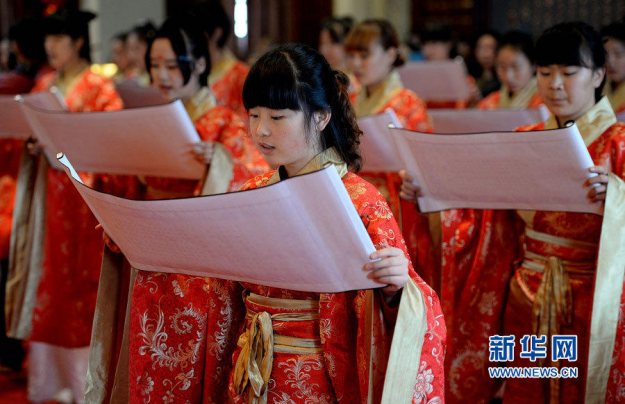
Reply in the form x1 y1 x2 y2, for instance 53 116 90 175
344 19 431 217
125 21 155 86
479 30 543 109
319 16 361 102
402 21 625 403
602 20 625 113
173 43 444 404
468 30 501 98
124 16 268 402
140 16 267 199
21 9 125 403
190 1 250 121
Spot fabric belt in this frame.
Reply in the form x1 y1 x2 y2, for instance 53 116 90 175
521 230 595 403
233 293 321 403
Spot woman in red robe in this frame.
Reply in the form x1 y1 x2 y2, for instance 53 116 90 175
130 43 446 403
402 21 625 403
344 19 432 218
23 9 125 403
121 17 268 403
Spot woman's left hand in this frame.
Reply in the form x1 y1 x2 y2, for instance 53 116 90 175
364 246 410 296
192 141 215 164
586 166 609 202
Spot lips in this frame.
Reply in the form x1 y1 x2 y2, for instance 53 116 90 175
257 142 275 154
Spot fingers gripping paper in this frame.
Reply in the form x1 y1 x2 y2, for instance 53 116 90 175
57 154 379 293
390 124 600 214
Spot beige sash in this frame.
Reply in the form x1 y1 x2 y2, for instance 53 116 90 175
585 174 625 403
5 150 48 339
381 279 428 403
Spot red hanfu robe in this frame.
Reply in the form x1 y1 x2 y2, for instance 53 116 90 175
209 50 250 122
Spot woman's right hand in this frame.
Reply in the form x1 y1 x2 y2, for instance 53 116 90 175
26 139 42 156
399 170 421 202
103 231 121 254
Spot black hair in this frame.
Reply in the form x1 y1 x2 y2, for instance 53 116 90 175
129 21 156 44
243 43 362 171
497 30 534 64
320 16 354 44
535 21 606 101
187 1 231 49
42 9 95 62
112 31 127 43
601 20 625 45
146 16 210 87
9 18 48 69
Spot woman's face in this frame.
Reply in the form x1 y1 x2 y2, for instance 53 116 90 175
347 39 396 88
537 63 604 122
495 46 534 94
475 34 497 69
605 38 625 85
319 29 346 70
422 41 451 61
45 34 82 70
149 38 200 101
111 38 128 71
248 107 322 175
127 32 147 70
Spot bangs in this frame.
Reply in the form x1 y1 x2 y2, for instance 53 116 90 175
43 19 70 36
535 29 593 68
243 52 302 110
344 25 379 53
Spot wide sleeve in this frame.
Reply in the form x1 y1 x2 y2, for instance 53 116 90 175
321 176 445 403
201 278 247 403
195 107 268 191
386 90 433 132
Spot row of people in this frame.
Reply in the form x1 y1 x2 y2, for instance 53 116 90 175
2 7 625 404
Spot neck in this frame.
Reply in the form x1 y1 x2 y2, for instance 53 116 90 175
60 58 88 80
210 44 224 65
612 79 623 90
365 78 385 97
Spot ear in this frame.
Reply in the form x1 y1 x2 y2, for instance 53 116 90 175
195 57 207 75
592 67 606 89
384 46 398 67
314 110 332 132
210 28 223 45
74 37 85 53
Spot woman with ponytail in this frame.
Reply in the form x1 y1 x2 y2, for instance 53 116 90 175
192 43 445 403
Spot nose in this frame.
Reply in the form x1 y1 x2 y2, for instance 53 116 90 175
252 114 270 138
156 65 169 83
549 71 563 90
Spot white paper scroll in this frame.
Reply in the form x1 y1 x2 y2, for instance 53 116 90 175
115 80 167 108
58 154 379 293
0 91 66 139
20 100 205 178
357 109 403 172
429 105 550 134
390 124 600 214
397 59 470 101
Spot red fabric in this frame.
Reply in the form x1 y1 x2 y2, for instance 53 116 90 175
440 120 625 402
128 170 446 402
503 121 625 403
211 60 249 122
0 139 22 259
29 69 124 347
